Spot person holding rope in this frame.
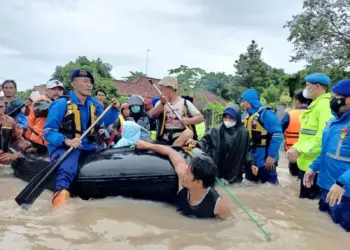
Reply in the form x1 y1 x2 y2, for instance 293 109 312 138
149 76 204 147
43 69 119 208
135 140 232 219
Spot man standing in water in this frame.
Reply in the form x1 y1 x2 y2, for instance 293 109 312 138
303 79 350 232
187 104 255 184
241 89 283 184
287 73 333 199
43 69 119 208
135 141 232 219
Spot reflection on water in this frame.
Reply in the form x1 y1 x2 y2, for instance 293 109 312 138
0 153 348 250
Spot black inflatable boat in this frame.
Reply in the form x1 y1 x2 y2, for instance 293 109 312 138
11 146 204 204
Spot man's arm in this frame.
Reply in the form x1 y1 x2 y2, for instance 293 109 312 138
149 101 164 119
185 101 204 125
263 111 283 159
281 113 290 133
136 142 187 185
11 123 31 151
215 199 232 220
43 99 68 146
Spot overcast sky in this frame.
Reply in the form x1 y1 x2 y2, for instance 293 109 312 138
0 0 305 91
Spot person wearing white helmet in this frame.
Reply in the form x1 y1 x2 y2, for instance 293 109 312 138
150 76 204 147
25 79 65 150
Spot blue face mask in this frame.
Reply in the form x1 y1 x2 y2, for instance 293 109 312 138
131 106 141 113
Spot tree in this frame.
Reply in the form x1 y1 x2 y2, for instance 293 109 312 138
233 40 270 93
52 56 118 101
16 89 32 101
284 0 350 67
122 71 146 81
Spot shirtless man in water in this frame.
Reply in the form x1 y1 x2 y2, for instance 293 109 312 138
135 141 232 220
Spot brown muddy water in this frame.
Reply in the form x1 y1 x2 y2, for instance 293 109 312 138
0 153 348 250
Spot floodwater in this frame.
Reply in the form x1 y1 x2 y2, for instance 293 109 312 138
0 153 348 250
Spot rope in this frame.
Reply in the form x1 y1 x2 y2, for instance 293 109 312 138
184 144 271 240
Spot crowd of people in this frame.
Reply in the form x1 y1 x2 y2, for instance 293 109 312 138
0 70 349 230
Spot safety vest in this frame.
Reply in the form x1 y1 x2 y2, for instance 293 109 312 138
117 114 125 134
58 97 98 140
242 107 270 147
284 109 305 150
0 115 14 153
292 93 333 171
25 95 51 146
156 98 198 141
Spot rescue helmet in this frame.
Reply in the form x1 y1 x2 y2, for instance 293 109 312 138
127 95 144 106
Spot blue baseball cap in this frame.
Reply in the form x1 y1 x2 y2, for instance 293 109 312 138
223 107 237 120
71 69 94 84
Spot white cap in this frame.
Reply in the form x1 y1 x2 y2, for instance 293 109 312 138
46 79 65 89
158 76 178 90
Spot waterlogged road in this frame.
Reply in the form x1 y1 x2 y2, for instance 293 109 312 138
0 154 348 250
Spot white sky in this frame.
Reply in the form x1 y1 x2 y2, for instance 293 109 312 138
0 0 305 90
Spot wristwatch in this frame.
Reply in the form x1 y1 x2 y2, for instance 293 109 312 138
336 181 344 187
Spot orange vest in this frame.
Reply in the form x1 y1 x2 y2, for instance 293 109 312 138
25 95 51 146
285 109 305 150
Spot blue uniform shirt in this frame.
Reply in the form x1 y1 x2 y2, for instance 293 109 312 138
43 91 118 155
310 109 350 197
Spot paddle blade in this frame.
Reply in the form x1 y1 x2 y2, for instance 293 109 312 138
15 163 55 206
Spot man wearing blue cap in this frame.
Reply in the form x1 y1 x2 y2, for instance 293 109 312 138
186 104 255 184
43 69 119 208
286 73 334 199
303 79 350 231
241 89 283 184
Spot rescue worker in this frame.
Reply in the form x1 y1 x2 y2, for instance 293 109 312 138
303 78 350 232
241 89 283 184
281 91 309 176
286 73 333 199
25 79 65 151
95 89 106 108
0 98 35 164
2 80 31 129
135 140 232 219
186 104 256 184
150 76 204 147
127 95 151 141
43 69 119 208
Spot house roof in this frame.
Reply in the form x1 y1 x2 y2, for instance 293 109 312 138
114 77 227 104
32 85 46 94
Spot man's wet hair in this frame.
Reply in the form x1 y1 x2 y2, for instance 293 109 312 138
95 89 107 96
294 91 310 105
189 155 218 188
2 80 17 90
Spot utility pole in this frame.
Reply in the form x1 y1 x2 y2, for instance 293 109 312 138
146 49 151 76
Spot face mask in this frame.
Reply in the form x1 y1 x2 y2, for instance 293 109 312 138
131 106 141 113
223 120 236 128
302 87 312 98
330 97 346 114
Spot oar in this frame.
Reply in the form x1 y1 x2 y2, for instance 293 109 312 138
6 103 25 117
15 104 114 207
148 80 190 130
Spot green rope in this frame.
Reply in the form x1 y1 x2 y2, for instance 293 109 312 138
215 177 271 240
188 148 271 240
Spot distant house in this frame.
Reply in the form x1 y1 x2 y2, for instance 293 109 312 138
114 77 228 106
32 85 46 94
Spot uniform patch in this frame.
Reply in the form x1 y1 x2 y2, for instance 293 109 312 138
340 128 349 140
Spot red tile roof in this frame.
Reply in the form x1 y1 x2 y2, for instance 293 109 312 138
114 77 227 104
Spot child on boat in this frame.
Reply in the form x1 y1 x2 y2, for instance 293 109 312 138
114 121 143 148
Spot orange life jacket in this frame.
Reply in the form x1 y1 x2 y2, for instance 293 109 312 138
25 95 51 146
284 109 305 150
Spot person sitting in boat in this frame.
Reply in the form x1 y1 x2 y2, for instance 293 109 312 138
135 140 232 220
25 79 65 153
149 76 204 147
186 104 256 184
0 98 36 165
114 121 142 148
127 95 151 141
43 69 119 208
95 89 107 109
2 80 32 130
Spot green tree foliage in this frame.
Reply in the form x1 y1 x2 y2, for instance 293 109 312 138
284 0 350 67
52 56 118 101
204 101 226 126
16 89 32 101
122 71 146 81
261 84 281 104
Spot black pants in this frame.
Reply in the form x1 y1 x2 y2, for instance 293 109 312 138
298 170 321 200
288 162 299 176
